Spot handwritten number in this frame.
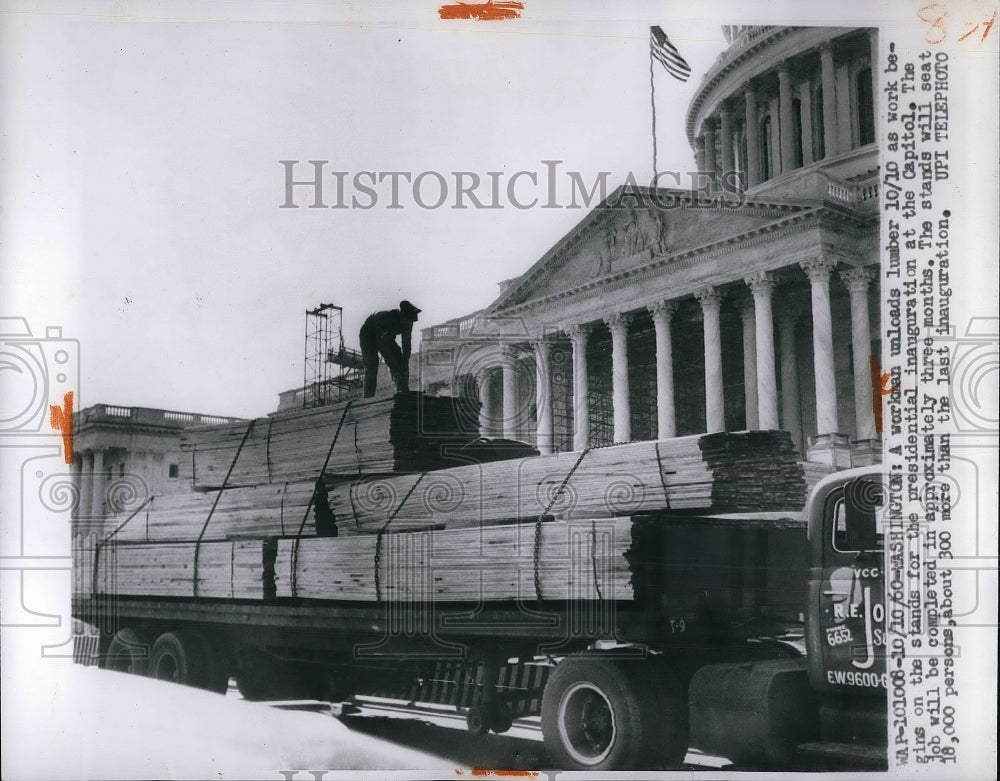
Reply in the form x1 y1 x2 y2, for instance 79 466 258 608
919 3 996 44
918 3 949 44
981 9 997 42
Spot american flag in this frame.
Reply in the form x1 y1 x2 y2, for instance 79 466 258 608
650 26 691 82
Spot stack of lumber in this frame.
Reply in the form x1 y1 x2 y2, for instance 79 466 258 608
698 431 807 510
179 393 480 489
93 540 265 599
324 432 807 534
274 518 636 602
110 481 320 543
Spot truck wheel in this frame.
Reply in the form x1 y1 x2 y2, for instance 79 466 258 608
234 648 317 700
148 631 208 688
489 702 514 734
643 665 690 768
196 632 232 694
466 704 489 737
103 628 151 676
541 656 667 771
466 701 514 736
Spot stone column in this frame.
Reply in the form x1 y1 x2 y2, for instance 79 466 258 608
719 103 734 187
532 338 554 455
869 30 879 116
739 298 758 430
820 43 839 159
695 287 726 433
500 346 520 441
841 267 877 441
703 118 717 191
798 81 814 165
649 301 678 439
745 85 760 187
747 271 779 430
71 453 83 526
801 258 839 435
568 325 591 451
778 62 796 173
89 449 106 521
778 316 803 450
80 450 94 522
606 313 632 443
476 368 496 438
695 136 706 177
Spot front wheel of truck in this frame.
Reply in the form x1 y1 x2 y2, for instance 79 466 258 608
541 655 683 771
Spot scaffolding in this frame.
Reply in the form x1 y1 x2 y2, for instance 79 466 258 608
303 303 364 408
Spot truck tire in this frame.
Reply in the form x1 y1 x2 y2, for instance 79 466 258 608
197 632 232 694
103 628 151 676
643 664 690 768
148 631 209 688
541 655 671 771
234 648 318 700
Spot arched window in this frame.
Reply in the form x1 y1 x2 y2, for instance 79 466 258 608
760 114 773 180
857 68 875 146
791 97 804 168
812 85 825 160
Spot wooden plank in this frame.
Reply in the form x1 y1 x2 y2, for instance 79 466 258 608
180 393 482 490
94 540 265 600
274 518 636 602
324 433 805 533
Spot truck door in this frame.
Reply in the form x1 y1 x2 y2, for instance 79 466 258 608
813 475 887 692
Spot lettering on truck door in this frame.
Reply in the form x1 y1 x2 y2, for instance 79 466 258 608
820 477 888 691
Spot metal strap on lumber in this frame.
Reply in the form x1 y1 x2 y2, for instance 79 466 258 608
654 440 675 511
193 418 256 598
290 400 353 598
374 471 428 604
91 496 155 596
534 446 591 605
265 416 274 484
590 517 603 601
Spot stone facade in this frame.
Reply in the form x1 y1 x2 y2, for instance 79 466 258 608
420 26 881 468
71 404 245 534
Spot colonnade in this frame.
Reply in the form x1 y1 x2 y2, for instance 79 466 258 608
696 32 879 188
474 261 876 462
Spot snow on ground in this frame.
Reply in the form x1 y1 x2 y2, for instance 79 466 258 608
4 664 451 780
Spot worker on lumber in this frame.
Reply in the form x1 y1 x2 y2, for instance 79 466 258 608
360 300 421 397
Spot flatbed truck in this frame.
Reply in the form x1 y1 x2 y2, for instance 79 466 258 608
73 466 887 771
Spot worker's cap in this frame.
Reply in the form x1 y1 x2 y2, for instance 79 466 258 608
400 300 422 319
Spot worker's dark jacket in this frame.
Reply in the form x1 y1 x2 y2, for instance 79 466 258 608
362 309 412 361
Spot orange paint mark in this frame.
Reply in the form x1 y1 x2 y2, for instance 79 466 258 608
879 372 900 396
49 391 74 465
869 356 900 435
470 769 538 778
438 1 524 21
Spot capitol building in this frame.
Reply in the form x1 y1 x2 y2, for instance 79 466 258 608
420 25 881 469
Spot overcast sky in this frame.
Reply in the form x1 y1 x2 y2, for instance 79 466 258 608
0 0 971 418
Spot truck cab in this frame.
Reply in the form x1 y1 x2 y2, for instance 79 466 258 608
800 466 888 766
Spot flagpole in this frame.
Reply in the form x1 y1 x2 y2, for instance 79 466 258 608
649 35 657 182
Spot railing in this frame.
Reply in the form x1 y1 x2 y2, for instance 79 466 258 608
424 311 485 340
79 404 245 428
826 174 880 206
706 26 778 76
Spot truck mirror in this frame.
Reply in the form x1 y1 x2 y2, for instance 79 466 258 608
843 477 882 552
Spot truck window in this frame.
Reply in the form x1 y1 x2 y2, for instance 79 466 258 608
831 477 885 554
